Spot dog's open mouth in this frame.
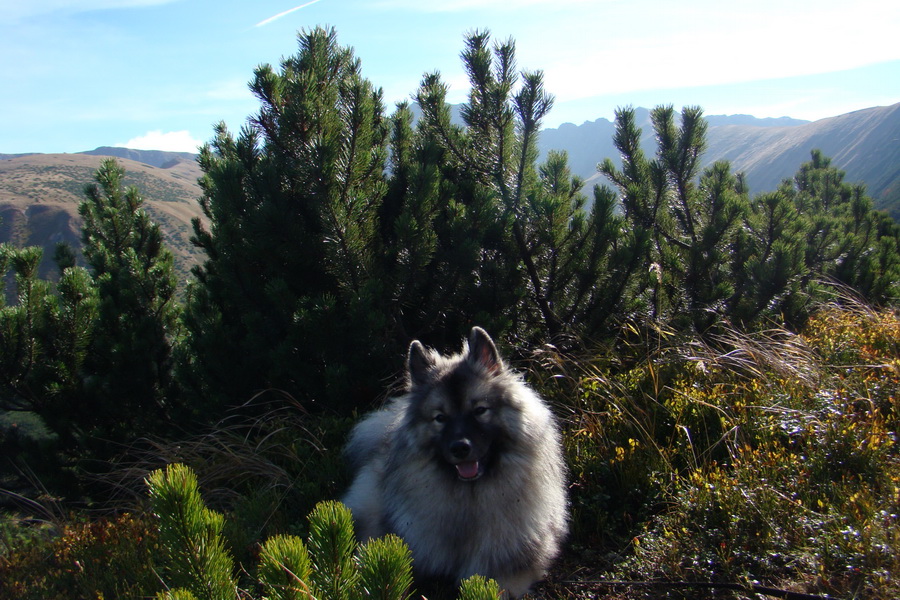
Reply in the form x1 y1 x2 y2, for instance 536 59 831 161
455 460 481 481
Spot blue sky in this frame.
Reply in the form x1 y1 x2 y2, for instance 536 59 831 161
2 0 898 154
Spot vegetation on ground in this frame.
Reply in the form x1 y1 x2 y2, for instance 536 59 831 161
540 301 900 599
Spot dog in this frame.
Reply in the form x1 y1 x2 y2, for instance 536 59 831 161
342 327 568 597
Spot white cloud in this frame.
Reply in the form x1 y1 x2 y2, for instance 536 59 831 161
518 0 900 103
117 130 203 153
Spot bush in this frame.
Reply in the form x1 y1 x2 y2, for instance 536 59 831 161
146 463 499 600
533 306 900 599
0 512 159 600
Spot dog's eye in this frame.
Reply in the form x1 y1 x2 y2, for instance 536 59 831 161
473 406 488 416
434 413 448 424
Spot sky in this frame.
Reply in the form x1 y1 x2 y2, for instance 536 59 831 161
2 0 899 154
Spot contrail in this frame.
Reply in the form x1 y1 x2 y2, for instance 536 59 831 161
255 0 325 27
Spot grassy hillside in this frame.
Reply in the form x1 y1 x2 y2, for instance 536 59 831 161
706 103 900 212
0 153 204 283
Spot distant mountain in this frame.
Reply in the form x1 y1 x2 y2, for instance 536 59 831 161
407 102 465 125
705 104 900 208
703 114 809 128
537 109 811 190
79 146 198 169
2 103 898 289
0 153 39 161
538 103 900 220
0 152 204 283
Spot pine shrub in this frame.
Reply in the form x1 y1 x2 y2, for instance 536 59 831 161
145 463 500 600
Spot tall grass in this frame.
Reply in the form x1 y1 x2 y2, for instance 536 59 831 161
532 306 900 599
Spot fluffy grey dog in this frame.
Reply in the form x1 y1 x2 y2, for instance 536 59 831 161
342 327 568 597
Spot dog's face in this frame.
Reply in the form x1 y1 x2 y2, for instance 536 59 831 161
407 327 510 481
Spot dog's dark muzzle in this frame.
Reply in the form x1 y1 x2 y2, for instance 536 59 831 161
446 439 484 480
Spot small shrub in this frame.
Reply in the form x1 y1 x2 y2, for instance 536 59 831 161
457 575 501 600
306 500 359 600
357 535 414 600
145 463 496 600
588 308 900 599
258 534 312 600
147 463 238 600
532 306 900 599
0 513 159 600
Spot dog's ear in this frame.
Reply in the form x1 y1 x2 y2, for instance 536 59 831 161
467 326 503 375
407 340 435 388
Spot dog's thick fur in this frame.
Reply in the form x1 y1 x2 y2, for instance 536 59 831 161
342 327 568 597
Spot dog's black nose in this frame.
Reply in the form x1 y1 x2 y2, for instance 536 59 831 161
449 439 472 459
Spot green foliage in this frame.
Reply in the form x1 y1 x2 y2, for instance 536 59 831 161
0 512 55 558
183 28 669 418
787 150 900 306
157 590 201 600
531 305 900 599
182 26 390 413
601 106 751 331
79 157 181 449
1 158 182 500
0 242 98 456
306 500 359 600
179 27 900 425
412 32 649 342
98 404 350 578
145 463 456 600
729 187 808 323
599 109 900 332
258 534 312 600
457 575 501 600
148 463 237 600
357 535 414 600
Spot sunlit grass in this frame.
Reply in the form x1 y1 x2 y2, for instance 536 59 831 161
537 306 900 599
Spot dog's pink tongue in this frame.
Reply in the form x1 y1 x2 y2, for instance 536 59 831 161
456 461 479 479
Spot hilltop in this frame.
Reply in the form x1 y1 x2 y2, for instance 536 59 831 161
0 151 204 282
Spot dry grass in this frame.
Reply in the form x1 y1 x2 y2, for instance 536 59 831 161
0 153 206 282
526 306 900 599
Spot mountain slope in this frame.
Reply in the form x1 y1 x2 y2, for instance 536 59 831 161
537 109 813 194
706 103 900 200
539 103 900 218
0 152 204 282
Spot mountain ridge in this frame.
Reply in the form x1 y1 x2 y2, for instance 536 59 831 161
538 102 900 218
703 103 900 200
0 152 205 283
2 103 898 286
